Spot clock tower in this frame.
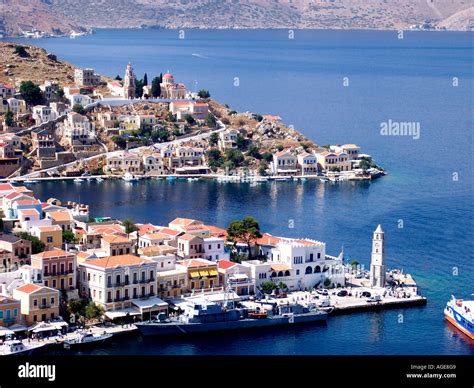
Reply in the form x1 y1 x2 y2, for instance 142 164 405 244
370 224 386 288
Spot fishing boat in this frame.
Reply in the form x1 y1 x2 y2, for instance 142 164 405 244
444 296 474 340
0 340 44 356
122 173 140 182
63 330 113 350
73 178 84 183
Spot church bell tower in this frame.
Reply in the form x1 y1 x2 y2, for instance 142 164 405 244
369 224 386 288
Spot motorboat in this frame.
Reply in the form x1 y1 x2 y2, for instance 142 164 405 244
0 340 44 356
73 178 84 183
63 331 113 350
122 173 140 182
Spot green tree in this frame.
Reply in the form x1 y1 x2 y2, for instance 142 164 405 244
258 160 269 176
235 135 247 151
225 149 244 167
253 114 263 122
329 166 341 172
350 260 360 268
151 77 161 98
323 278 332 288
112 136 127 149
68 298 88 317
226 216 262 259
206 148 224 169
151 128 170 143
277 282 288 291
20 81 43 106
85 302 104 320
260 281 277 294
183 114 196 125
16 232 45 254
300 142 310 151
55 88 65 98
197 89 210 99
143 73 148 86
209 132 219 146
247 144 261 159
122 218 138 234
4 110 14 127
206 113 217 128
359 158 371 171
14 45 29 58
62 230 77 244
115 75 122 81
261 152 273 163
72 104 85 114
135 78 144 98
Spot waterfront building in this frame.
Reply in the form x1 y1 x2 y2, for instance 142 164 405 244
142 154 166 175
272 149 298 176
218 129 239 150
156 267 187 299
12 283 60 325
160 73 187 99
31 248 76 291
123 63 136 100
217 260 254 296
331 144 360 160
297 152 318 175
315 151 352 172
100 235 134 256
105 151 142 174
0 296 21 327
32 105 52 125
74 68 101 87
369 224 386 288
176 258 220 292
169 101 209 121
202 236 226 261
79 255 159 314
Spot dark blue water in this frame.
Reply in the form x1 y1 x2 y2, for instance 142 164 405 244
6 29 473 355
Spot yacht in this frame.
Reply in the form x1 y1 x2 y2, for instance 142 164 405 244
0 340 44 356
63 331 113 349
73 178 84 183
95 177 104 182
122 173 140 182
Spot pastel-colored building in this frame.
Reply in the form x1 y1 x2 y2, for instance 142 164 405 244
0 296 21 326
31 248 76 291
273 149 298 176
297 152 318 175
13 284 60 325
169 101 209 121
31 225 63 249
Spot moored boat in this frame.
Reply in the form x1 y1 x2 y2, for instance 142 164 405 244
0 340 44 356
63 330 113 350
444 296 474 340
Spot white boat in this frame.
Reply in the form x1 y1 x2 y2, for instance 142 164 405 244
23 179 39 184
63 331 113 350
96 177 104 182
122 173 140 182
73 178 84 183
0 340 44 356
319 178 328 183
187 177 199 182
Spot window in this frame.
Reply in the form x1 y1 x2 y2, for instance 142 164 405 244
209 245 212 250
218 244 221 249
0 311 3 319
150 270 154 279
47 236 53 243
317 253 321 259
33 299 38 307
50 297 55 305
69 278 72 286
13 308 18 317
88 273 91 281
296 270 300 275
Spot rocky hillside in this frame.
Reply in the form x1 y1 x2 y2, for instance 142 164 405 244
1 0 472 37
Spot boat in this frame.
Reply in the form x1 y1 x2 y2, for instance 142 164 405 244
136 297 328 336
187 177 199 182
166 176 176 181
122 173 140 182
63 330 113 350
95 177 104 182
319 178 328 183
73 178 84 183
23 179 39 184
444 296 474 340
0 340 44 356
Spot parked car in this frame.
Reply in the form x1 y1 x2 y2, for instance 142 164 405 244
361 291 371 298
337 290 348 297
317 289 328 296
355 272 364 279
367 295 382 303
317 299 331 308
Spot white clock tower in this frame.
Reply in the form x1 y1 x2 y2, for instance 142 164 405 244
369 224 386 288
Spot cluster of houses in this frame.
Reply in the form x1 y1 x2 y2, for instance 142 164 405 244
0 182 344 327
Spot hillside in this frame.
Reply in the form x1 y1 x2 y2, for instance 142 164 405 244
1 0 472 37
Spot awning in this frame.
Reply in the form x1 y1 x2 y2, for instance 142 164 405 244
0 328 15 336
208 269 218 277
104 308 141 319
190 270 201 278
199 270 210 277
230 273 248 280
132 297 168 312
9 324 28 332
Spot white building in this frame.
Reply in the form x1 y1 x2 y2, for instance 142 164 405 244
74 68 101 87
32 105 52 125
202 236 226 261
218 129 238 150
7 98 27 114
272 149 298 176
62 112 96 146
142 154 165 175
297 152 318 175
169 101 209 121
39 81 59 102
68 94 92 108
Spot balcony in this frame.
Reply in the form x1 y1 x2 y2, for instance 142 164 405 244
139 279 148 284
39 304 51 309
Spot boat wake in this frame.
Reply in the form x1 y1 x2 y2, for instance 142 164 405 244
191 53 208 59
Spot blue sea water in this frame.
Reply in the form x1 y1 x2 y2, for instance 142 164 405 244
4 29 473 355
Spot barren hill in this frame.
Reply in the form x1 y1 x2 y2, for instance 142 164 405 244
1 0 472 37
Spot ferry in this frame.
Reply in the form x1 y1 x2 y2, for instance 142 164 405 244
136 297 328 336
444 295 474 340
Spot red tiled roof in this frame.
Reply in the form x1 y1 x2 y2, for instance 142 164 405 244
84 254 152 269
217 260 237 270
14 283 42 294
177 258 215 268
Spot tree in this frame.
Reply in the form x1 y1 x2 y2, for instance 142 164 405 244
277 282 288 291
72 104 85 114
253 114 263 122
115 75 122 81
258 160 269 176
235 135 247 151
225 149 244 167
4 110 14 127
323 278 332 288
85 302 104 320
260 281 277 294
143 73 148 86
206 113 217 128
261 152 273 163
183 114 196 125
151 128 170 143
209 132 219 146
151 77 161 98
227 216 262 259
62 230 77 244
206 148 224 170
247 144 262 159
55 88 65 98
359 158 371 171
350 260 360 268
122 218 138 234
112 136 127 149
197 89 210 99
14 45 29 58
16 232 45 254
20 81 43 106
135 78 144 98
